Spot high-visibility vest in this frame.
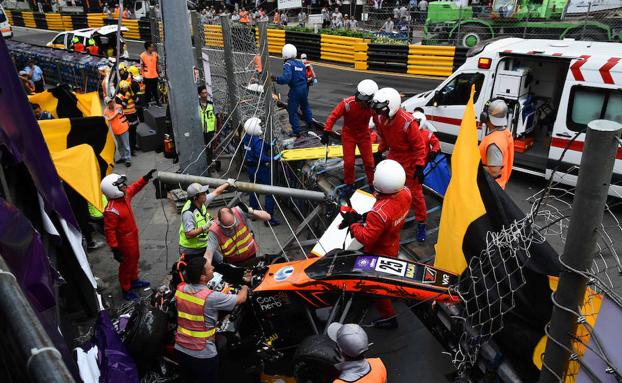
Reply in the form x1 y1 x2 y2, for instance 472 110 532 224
136 81 145 96
73 42 85 53
174 283 215 351
199 103 216 133
479 128 514 189
178 200 211 249
334 358 387 383
103 106 129 135
88 195 108 219
87 44 100 55
119 91 136 115
140 52 159 79
209 208 257 264
239 11 249 23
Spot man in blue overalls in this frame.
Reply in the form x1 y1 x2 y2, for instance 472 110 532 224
271 44 313 138
242 117 281 227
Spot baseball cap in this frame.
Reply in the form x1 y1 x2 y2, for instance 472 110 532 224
327 322 369 358
187 183 209 198
488 99 508 127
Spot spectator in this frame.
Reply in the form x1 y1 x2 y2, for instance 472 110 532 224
343 14 350 29
231 10 240 21
373 0 383 9
332 7 343 23
381 17 394 33
24 59 45 93
418 0 428 21
399 4 408 18
349 16 358 29
273 10 281 25
239 7 250 23
31 103 54 120
19 71 35 95
322 7 331 28
393 6 399 19
298 9 307 27
281 11 288 26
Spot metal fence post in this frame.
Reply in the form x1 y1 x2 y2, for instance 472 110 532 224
455 6 463 46
581 2 592 40
538 120 622 383
220 15 241 130
191 11 205 85
258 21 274 148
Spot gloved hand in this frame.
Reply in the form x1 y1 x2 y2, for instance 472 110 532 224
428 151 439 162
201 223 210 232
320 131 330 145
373 151 384 167
414 165 425 184
338 211 363 230
112 248 123 263
236 201 249 213
313 78 318 85
273 153 282 161
143 169 157 182
226 178 237 189
339 205 356 214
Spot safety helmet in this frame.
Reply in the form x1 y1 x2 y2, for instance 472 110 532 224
373 159 405 194
118 62 127 71
355 79 378 103
244 117 262 136
300 53 308 60
72 36 79 43
133 75 143 83
128 65 140 77
88 38 96 45
413 111 426 126
371 87 401 117
487 99 508 127
282 44 297 60
101 173 126 199
119 80 130 89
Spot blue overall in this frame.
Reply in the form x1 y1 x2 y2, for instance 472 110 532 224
275 59 313 135
243 135 275 215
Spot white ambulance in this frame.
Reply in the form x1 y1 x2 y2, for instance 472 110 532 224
402 38 622 195
0 4 12 38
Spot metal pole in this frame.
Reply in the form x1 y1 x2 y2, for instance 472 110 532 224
581 2 592 40
538 120 622 383
258 21 274 149
157 171 328 201
0 256 75 383
191 11 205 85
220 15 241 130
161 0 207 175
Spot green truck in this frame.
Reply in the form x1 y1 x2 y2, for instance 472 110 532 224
423 0 622 47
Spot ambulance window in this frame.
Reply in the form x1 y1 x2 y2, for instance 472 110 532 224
0 11 6 23
435 73 485 105
568 86 622 131
52 34 65 45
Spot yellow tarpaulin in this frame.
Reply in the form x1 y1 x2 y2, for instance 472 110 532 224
51 145 104 212
28 91 102 118
281 144 380 161
434 87 486 275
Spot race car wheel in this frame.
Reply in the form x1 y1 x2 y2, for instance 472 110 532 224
293 334 340 383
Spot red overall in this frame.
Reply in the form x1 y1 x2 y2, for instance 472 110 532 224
421 128 441 160
350 188 411 318
374 109 427 222
104 177 148 292
325 96 375 186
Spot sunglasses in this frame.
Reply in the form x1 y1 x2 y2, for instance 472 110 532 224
112 176 127 187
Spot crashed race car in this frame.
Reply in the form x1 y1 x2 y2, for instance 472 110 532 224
132 249 459 382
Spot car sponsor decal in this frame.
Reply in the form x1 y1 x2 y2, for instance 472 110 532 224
274 265 294 282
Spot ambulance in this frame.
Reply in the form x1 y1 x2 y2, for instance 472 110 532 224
0 4 12 38
402 38 622 195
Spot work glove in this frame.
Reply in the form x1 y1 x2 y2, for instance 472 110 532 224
143 169 157 182
273 153 282 161
112 248 123 263
226 178 237 189
428 151 439 162
320 131 330 145
338 211 363 230
414 165 425 184
236 201 249 213
201 221 211 232
339 205 356 214
313 79 318 85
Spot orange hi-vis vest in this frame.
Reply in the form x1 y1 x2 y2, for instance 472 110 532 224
479 128 514 189
140 52 159 79
209 208 258 264
103 106 129 135
239 11 250 23
87 45 100 55
174 283 215 350
73 42 85 53
334 358 387 383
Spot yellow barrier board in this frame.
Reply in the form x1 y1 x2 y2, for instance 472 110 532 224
281 144 379 161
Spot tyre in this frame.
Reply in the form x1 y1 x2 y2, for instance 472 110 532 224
566 27 609 42
293 335 341 383
457 25 491 48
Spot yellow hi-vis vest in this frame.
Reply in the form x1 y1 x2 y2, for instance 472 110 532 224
88 195 108 219
178 200 212 249
174 283 216 350
199 102 215 133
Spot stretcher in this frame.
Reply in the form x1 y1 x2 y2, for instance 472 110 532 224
280 144 380 161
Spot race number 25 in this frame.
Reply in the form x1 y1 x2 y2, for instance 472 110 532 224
375 257 407 277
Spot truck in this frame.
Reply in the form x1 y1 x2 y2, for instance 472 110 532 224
423 0 622 47
402 38 622 195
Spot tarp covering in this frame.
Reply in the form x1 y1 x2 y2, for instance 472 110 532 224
29 89 103 118
39 117 115 179
51 145 104 212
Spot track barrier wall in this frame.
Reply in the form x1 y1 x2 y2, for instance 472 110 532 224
6 10 467 78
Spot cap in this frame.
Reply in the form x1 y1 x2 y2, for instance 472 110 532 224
187 183 209 198
327 323 369 358
488 99 508 127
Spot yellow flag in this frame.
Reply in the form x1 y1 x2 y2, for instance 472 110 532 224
434 86 486 274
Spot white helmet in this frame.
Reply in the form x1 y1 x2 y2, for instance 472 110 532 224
244 117 262 136
101 173 126 199
372 87 401 117
413 111 426 126
373 159 405 194
355 79 378 103
282 44 297 60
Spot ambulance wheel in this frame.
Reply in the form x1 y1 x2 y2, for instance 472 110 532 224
458 25 491 48
566 28 608 42
293 335 340 383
